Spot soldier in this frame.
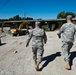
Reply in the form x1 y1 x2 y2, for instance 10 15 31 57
26 21 47 71
57 15 76 70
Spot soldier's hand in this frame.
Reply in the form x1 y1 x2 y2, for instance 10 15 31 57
57 34 61 38
26 43 29 47
44 41 46 44
44 40 47 44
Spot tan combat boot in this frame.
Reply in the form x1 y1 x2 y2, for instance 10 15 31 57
34 60 37 66
65 62 70 70
35 63 40 71
34 60 37 68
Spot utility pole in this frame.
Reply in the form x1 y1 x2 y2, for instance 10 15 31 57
24 12 26 19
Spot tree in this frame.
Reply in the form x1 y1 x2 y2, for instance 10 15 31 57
13 15 21 20
57 11 76 19
9 15 21 21
25 17 33 20
9 18 13 21
1 15 33 21
36 18 42 20
57 11 65 19
65 12 76 18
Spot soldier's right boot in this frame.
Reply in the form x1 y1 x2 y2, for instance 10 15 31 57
65 62 70 70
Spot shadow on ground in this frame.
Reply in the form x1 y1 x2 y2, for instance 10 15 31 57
70 51 76 69
0 43 6 46
39 52 61 71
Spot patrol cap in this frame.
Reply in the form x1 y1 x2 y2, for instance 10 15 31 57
35 21 40 25
66 15 72 20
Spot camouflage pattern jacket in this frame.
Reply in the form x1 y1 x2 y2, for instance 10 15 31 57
58 22 76 42
26 27 47 47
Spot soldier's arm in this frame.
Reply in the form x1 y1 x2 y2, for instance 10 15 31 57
74 25 76 37
43 31 47 44
26 31 33 47
57 24 65 38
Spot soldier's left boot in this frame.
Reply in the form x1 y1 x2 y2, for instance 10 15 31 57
65 62 70 70
34 60 37 65
34 60 37 68
35 63 40 71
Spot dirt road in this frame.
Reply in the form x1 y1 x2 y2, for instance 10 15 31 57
0 31 76 75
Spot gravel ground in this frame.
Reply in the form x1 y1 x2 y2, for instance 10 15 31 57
0 31 76 75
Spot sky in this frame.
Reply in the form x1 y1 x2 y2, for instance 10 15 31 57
0 0 76 19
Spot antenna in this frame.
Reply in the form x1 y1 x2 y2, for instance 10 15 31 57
24 12 26 19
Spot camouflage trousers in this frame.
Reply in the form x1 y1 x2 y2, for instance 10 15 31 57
62 41 73 62
32 45 44 64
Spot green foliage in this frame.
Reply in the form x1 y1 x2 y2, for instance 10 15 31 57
36 18 42 20
58 22 63 28
51 24 56 31
42 25 49 31
9 15 33 21
65 12 75 18
25 17 33 20
57 11 65 19
57 11 76 19
9 15 21 21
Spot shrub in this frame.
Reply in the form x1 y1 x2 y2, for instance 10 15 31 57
42 25 49 31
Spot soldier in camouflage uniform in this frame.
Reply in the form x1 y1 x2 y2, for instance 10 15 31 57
57 15 76 70
26 21 47 71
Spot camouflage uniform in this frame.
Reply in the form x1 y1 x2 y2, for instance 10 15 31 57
58 22 76 62
26 27 47 63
